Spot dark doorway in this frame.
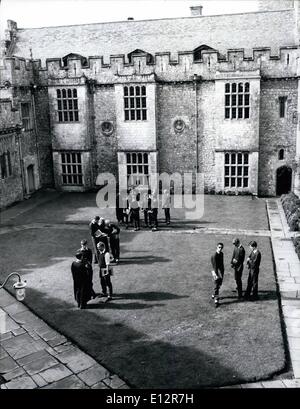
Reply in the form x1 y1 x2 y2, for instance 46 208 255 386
276 166 292 196
27 164 35 193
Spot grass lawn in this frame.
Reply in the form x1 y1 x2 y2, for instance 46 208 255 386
0 227 285 388
6 192 269 231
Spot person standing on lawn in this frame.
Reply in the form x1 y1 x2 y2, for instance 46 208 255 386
140 191 149 228
130 194 141 231
211 242 225 308
231 238 245 300
71 252 92 309
79 239 97 299
162 189 171 225
89 215 100 263
105 220 120 263
96 217 109 252
97 242 113 302
244 241 262 301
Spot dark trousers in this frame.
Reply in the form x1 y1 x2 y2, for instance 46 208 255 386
133 214 140 229
116 208 123 223
149 209 158 228
234 265 243 298
110 237 120 260
143 210 148 226
100 269 113 297
213 273 224 300
245 269 259 298
164 208 170 224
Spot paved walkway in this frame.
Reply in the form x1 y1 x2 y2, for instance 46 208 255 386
0 194 299 389
0 290 129 389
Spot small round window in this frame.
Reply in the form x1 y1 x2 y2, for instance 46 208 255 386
101 121 114 136
174 119 185 133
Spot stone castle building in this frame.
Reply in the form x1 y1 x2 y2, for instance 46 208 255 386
1 0 300 208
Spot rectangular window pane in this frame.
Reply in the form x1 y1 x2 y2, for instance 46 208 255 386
225 95 230 106
244 108 249 119
232 108 236 118
124 86 147 121
224 152 250 191
225 108 230 119
238 108 243 118
57 88 79 122
61 152 83 185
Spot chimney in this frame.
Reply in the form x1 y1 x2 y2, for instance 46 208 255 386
190 5 203 16
127 17 134 20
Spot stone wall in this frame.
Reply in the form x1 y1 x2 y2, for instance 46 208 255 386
258 78 297 196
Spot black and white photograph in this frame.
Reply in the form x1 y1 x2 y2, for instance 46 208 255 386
0 0 300 398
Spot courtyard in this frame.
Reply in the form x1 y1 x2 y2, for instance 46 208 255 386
0 192 287 388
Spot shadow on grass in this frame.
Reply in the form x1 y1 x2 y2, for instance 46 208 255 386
86 301 164 310
118 255 171 265
21 286 244 389
220 290 278 306
113 291 188 301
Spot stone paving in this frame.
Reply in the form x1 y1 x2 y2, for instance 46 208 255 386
0 193 299 389
0 290 129 389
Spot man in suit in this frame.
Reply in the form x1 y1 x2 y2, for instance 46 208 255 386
244 241 262 301
97 242 113 302
211 243 224 308
231 238 245 299
79 239 97 299
105 220 120 263
71 252 92 309
89 216 100 263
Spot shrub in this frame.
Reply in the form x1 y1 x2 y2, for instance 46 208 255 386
292 236 300 260
281 192 300 231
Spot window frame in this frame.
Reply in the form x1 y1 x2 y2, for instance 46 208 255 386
60 152 83 185
126 152 150 186
225 82 250 120
21 102 33 131
0 151 12 179
56 88 79 123
124 85 147 121
279 96 287 118
224 151 249 189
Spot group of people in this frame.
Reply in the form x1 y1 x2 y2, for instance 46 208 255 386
211 238 262 308
116 189 171 231
70 203 261 310
70 217 120 309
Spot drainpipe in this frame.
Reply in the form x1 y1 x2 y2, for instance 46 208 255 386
30 85 42 188
193 74 199 173
16 124 26 197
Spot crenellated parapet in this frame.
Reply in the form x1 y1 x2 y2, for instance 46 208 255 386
1 46 298 88
43 46 300 83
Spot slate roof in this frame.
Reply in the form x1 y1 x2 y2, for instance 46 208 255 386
9 9 296 63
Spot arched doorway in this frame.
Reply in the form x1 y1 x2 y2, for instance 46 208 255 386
27 164 35 193
276 166 292 196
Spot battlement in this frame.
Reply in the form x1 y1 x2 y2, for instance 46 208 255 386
0 45 298 86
